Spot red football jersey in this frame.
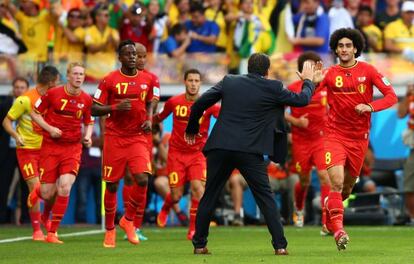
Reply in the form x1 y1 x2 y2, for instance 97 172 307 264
288 80 327 140
34 85 93 144
142 69 160 102
320 61 397 139
93 70 153 137
155 93 220 152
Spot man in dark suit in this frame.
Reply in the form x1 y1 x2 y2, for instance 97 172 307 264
185 53 321 255
0 77 29 223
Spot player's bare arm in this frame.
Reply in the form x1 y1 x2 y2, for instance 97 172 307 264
285 112 309 128
82 123 94 148
30 111 62 138
2 116 25 146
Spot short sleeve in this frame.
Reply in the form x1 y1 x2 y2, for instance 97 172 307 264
93 77 110 105
34 92 51 114
7 96 29 120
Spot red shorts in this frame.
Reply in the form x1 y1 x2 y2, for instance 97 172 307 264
145 133 153 160
102 134 152 183
167 148 206 188
292 135 326 175
39 142 82 184
324 134 369 177
16 148 41 181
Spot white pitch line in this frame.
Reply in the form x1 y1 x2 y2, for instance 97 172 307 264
0 229 103 244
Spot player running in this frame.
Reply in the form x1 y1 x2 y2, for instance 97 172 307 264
155 69 220 240
28 62 94 244
92 40 154 248
122 43 161 241
320 28 397 250
285 51 331 234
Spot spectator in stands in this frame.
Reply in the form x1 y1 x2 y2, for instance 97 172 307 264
120 3 153 51
205 0 228 52
234 0 263 73
0 77 29 223
76 120 102 224
184 4 219 53
0 4 27 55
84 4 119 81
328 0 354 35
375 0 401 30
53 8 86 72
356 5 383 52
147 0 169 54
345 0 361 22
384 1 414 59
292 0 330 53
269 0 295 54
4 0 59 66
168 0 191 26
158 23 190 57
398 83 414 225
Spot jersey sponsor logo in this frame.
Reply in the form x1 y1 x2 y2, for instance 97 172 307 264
94 89 102 99
77 103 85 109
34 98 42 108
357 83 366 94
357 76 366 82
153 87 160 97
382 77 391 86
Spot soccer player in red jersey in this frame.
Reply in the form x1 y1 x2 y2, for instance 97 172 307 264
320 28 397 250
155 69 220 240
29 62 94 244
122 43 161 241
285 51 331 234
91 40 154 248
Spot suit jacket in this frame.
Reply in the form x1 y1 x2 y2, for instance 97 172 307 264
186 74 315 162
0 96 13 162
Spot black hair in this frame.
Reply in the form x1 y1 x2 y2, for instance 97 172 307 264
171 23 187 36
118 39 136 54
91 4 108 24
247 53 270 76
190 3 205 14
329 28 365 58
358 5 373 16
297 51 321 72
38 66 60 85
12 76 29 88
184 68 201 80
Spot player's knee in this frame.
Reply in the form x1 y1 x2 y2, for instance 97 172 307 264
41 188 53 200
171 192 182 203
106 182 118 193
191 186 204 200
58 183 72 197
134 173 149 187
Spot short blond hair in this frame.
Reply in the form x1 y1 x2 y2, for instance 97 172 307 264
67 62 85 74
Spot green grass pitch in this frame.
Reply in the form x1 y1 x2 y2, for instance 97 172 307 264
0 226 413 263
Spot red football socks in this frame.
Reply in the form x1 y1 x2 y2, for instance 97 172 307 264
104 189 117 230
326 192 344 233
29 211 41 232
133 185 148 229
49 195 69 233
161 192 173 213
320 184 330 225
125 184 146 221
294 181 308 211
122 184 133 212
189 198 199 232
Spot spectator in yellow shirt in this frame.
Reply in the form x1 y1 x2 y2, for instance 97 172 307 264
54 8 86 76
5 0 59 63
205 0 228 52
384 1 414 54
167 0 190 27
84 4 120 81
356 5 383 52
